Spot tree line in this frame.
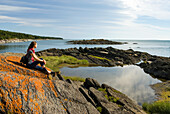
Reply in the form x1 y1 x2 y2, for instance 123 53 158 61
0 30 63 40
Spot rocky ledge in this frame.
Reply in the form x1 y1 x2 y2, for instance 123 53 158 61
139 56 170 80
67 39 127 45
0 53 145 114
36 47 170 80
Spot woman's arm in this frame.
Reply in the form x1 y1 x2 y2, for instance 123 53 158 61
31 53 46 64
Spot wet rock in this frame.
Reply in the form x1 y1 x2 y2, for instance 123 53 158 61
115 61 123 66
139 57 170 80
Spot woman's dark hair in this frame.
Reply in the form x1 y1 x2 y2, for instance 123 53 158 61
27 41 37 52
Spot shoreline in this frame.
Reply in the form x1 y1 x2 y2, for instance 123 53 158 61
0 38 61 44
1 52 168 104
1 46 169 104
36 47 170 102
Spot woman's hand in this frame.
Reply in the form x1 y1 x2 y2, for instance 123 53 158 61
43 59 46 64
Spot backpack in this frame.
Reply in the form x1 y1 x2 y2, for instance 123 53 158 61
20 55 28 64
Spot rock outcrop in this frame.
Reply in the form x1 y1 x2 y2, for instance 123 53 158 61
36 47 170 80
139 56 170 80
67 39 127 45
0 53 145 114
36 47 151 66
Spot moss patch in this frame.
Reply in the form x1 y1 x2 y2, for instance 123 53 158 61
89 55 110 61
97 106 102 113
41 55 89 72
113 89 123 94
98 88 107 94
98 88 119 103
63 76 85 82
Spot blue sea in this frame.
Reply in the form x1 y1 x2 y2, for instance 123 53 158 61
0 39 169 105
0 39 170 57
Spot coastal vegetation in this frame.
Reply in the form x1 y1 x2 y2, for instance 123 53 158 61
89 55 110 61
63 76 85 82
142 86 170 113
142 101 170 113
0 29 63 40
41 55 89 72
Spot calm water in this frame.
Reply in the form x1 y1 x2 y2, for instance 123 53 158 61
0 39 169 105
60 65 161 105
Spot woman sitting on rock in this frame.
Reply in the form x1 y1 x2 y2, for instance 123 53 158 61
26 41 56 77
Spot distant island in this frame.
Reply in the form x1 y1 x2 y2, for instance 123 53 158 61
0 29 63 43
67 39 128 45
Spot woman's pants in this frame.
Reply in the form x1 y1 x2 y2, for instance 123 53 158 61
27 58 48 73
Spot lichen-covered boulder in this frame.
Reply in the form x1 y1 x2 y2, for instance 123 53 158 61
0 54 99 114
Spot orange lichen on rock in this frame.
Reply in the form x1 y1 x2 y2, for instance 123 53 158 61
48 80 58 97
0 55 58 113
4 56 50 79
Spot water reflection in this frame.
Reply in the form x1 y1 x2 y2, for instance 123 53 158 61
60 65 161 105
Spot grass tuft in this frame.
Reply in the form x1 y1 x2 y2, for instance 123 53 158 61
63 76 85 82
97 107 102 113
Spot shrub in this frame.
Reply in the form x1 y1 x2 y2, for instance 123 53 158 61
142 101 170 113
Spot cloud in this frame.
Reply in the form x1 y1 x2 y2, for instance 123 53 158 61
0 15 59 27
119 0 170 20
1 0 170 39
0 5 38 12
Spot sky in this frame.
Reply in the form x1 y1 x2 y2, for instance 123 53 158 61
0 0 170 40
